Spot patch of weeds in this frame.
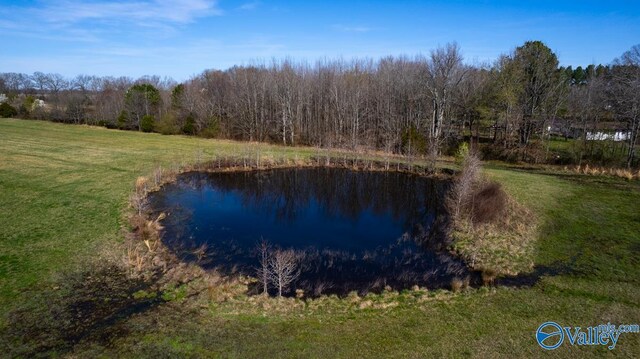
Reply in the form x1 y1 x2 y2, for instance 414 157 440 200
133 289 158 300
161 284 189 302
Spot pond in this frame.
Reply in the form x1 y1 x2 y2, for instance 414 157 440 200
149 167 471 296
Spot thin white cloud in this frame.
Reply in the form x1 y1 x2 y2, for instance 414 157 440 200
239 1 260 11
36 0 222 25
0 19 23 30
332 24 372 33
0 0 222 44
0 17 102 43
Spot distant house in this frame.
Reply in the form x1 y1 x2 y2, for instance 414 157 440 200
547 118 571 138
585 130 629 142
0 93 7 103
549 119 630 142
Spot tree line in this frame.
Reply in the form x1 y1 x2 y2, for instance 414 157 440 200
1 41 638 167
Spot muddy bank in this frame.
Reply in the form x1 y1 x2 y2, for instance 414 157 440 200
1 266 164 357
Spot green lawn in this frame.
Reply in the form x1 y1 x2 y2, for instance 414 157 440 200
545 136 634 166
1 118 639 357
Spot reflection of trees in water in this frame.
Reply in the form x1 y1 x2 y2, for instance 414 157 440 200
179 168 446 230
150 168 465 296
293 241 467 296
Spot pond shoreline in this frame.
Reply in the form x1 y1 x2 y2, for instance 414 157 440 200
126 156 476 297
125 155 540 300
148 166 468 297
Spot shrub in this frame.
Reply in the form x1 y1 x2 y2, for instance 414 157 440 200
0 102 18 118
96 120 117 129
155 113 180 135
18 104 29 117
470 182 507 225
401 125 427 155
23 95 36 111
140 114 155 133
454 142 470 165
117 111 128 129
182 113 196 135
199 122 220 139
447 149 507 226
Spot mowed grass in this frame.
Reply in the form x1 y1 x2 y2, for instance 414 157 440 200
0 119 316 307
1 118 639 357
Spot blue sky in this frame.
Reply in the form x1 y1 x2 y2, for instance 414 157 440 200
1 0 639 80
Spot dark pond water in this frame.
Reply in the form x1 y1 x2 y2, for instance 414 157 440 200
149 167 471 296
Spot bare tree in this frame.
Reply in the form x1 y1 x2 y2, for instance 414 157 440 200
255 238 271 295
612 44 640 168
4 41 638 169
425 43 466 158
455 66 492 147
45 73 68 94
566 73 606 165
447 152 481 220
268 248 301 297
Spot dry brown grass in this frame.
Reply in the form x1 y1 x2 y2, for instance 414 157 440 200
451 193 536 276
480 267 497 286
125 173 176 279
448 153 536 276
563 164 639 180
129 191 148 215
450 277 470 293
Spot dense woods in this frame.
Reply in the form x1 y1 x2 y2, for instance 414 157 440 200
1 41 638 167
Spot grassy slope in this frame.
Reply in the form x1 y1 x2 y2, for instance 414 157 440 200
0 119 314 307
1 118 639 357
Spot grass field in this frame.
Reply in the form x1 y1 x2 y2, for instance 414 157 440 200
1 118 639 357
